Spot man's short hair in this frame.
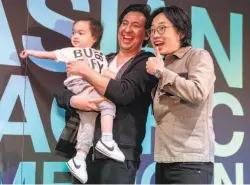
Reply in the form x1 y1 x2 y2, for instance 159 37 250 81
150 6 192 47
119 4 151 47
73 18 103 49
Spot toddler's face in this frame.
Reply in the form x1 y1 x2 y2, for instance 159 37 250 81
71 21 96 48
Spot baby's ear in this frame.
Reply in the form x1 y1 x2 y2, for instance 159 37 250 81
93 36 97 43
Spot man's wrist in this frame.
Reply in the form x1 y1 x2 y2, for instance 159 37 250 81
154 67 163 79
79 70 85 77
80 67 89 78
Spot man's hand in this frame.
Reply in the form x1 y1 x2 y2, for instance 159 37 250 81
66 59 90 77
146 46 164 75
70 87 104 111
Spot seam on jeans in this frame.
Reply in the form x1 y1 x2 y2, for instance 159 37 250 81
129 161 136 184
175 162 203 174
120 161 129 172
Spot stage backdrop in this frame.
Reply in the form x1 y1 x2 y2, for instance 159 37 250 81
0 0 249 184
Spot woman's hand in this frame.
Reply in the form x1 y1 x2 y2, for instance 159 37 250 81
66 59 91 77
70 87 104 111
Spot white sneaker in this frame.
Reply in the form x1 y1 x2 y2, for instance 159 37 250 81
66 157 88 184
95 139 125 162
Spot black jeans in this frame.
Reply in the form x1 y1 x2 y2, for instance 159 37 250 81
155 162 214 184
72 156 139 184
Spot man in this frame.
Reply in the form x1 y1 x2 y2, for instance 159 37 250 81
55 4 158 184
146 6 215 184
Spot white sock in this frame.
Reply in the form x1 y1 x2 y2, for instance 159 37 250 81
75 152 87 162
101 132 114 146
101 132 113 141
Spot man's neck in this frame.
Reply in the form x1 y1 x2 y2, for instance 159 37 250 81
118 48 142 58
117 49 142 66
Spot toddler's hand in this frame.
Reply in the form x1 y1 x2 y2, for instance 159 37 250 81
19 50 30 58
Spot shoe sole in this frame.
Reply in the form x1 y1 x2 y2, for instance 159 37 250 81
66 162 87 184
95 144 125 162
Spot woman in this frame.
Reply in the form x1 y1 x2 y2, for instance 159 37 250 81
146 6 216 184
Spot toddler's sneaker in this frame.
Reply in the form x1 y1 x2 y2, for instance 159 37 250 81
95 139 125 162
66 157 88 184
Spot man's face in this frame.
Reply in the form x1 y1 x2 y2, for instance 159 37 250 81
150 13 182 55
118 11 147 53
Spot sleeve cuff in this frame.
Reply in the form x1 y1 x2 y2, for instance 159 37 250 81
160 68 178 90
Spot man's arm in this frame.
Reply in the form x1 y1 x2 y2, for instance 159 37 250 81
83 56 157 105
105 60 158 105
80 68 110 95
20 50 56 60
66 52 158 105
54 85 103 112
66 59 113 95
160 49 216 105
